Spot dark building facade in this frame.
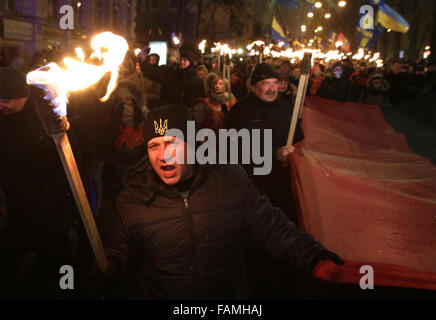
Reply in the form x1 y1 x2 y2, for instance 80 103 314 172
0 0 137 70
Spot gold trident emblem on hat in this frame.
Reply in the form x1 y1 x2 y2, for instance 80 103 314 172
154 119 168 136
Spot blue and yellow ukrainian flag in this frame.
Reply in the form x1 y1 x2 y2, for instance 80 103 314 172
271 16 287 43
371 0 409 33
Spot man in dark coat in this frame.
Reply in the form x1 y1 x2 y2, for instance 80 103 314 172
139 49 205 106
99 105 343 300
317 62 350 102
384 60 410 104
226 63 306 298
0 67 85 298
227 63 304 222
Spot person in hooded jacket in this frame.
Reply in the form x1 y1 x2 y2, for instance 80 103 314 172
103 81 149 197
359 74 390 106
97 105 344 300
139 49 205 106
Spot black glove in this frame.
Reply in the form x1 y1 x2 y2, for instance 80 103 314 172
312 250 345 271
325 251 345 265
31 86 70 136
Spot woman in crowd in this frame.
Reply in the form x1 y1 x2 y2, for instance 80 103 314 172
189 97 220 132
309 64 325 96
359 74 390 106
204 73 236 128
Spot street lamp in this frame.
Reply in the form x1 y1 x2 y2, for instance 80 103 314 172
338 1 346 7
308 12 314 18
315 2 322 8
324 13 331 19
301 25 307 32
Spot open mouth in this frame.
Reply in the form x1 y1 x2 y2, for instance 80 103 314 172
161 165 176 171
160 164 177 178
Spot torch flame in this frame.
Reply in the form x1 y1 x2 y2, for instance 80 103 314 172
75 48 86 62
27 32 129 116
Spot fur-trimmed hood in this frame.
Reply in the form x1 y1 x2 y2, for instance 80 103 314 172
204 73 235 104
115 80 147 112
367 74 390 91
204 72 231 97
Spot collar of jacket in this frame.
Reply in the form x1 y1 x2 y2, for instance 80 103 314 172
210 91 233 104
122 154 211 204
248 92 280 108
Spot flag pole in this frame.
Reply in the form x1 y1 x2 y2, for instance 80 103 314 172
286 52 312 146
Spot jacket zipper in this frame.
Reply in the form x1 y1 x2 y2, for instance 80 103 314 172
183 197 200 297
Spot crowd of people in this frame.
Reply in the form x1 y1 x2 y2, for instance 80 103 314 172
0 43 435 300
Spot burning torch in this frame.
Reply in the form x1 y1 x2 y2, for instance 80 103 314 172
198 39 206 65
26 32 129 271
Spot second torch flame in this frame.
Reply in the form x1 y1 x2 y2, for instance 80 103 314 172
26 32 129 116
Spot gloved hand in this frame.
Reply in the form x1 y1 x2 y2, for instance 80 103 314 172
312 250 345 272
276 145 295 162
324 251 345 266
30 86 70 136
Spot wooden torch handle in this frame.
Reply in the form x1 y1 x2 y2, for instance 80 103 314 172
53 133 108 271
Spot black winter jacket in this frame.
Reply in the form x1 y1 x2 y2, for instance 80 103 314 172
316 76 350 102
104 156 335 300
140 62 205 106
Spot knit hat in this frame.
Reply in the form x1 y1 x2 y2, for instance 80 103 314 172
180 50 199 67
333 61 343 69
143 104 191 143
251 63 279 85
0 67 30 100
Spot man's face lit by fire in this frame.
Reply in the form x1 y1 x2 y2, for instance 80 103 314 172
251 78 278 103
180 58 191 70
147 136 194 185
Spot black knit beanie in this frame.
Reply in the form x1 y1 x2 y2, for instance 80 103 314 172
251 63 279 85
0 67 30 100
180 50 199 67
143 104 191 143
